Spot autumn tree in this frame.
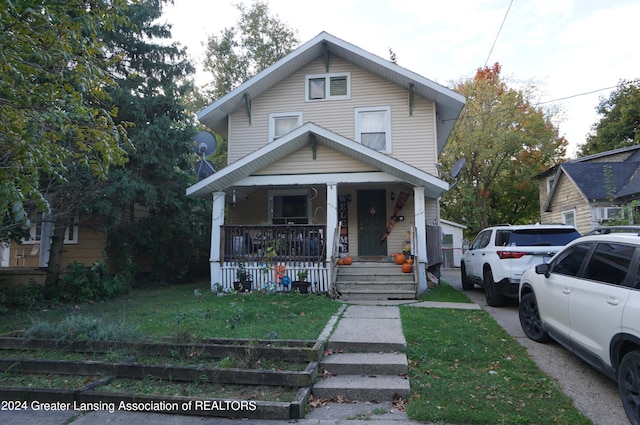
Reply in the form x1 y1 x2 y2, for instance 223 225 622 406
577 79 640 157
202 0 299 100
0 0 132 242
440 63 567 238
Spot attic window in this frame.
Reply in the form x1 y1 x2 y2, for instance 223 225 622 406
305 73 350 101
269 112 302 142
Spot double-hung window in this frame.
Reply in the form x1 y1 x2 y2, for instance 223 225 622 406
269 190 310 225
355 106 391 152
305 73 350 101
269 112 302 142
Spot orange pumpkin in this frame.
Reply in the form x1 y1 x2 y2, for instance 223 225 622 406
407 258 414 265
337 259 344 265
343 256 353 265
402 263 413 273
395 253 406 265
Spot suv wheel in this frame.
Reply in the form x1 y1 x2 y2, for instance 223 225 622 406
619 350 640 425
519 292 551 343
483 268 505 307
461 263 474 290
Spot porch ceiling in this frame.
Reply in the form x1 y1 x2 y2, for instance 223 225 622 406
197 32 465 154
186 123 449 199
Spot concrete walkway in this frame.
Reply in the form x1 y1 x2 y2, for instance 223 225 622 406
1 299 475 425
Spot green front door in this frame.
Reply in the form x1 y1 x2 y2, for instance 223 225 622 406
357 190 387 256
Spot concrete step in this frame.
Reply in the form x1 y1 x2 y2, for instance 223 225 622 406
320 352 408 375
337 288 416 301
312 374 410 401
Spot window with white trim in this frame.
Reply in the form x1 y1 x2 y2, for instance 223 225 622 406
562 209 576 227
546 176 555 194
26 216 79 244
269 189 310 225
355 106 392 152
305 73 350 101
269 112 302 142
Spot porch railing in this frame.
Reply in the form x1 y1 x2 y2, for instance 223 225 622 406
220 225 329 292
222 225 326 264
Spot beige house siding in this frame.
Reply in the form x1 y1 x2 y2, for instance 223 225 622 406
226 57 438 175
540 174 591 234
255 144 377 175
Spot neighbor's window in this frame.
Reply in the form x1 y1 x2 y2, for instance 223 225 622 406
26 216 78 244
270 190 310 225
355 106 391 152
269 112 302 142
562 209 576 227
305 73 350 101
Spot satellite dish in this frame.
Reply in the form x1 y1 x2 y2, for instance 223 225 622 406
192 131 217 181
193 131 217 156
451 158 466 179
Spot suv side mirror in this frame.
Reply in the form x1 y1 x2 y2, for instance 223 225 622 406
535 263 550 278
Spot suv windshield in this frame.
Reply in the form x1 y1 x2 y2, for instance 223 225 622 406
507 229 580 247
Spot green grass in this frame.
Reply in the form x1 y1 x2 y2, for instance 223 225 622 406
420 280 473 303
401 306 591 425
1 282 340 341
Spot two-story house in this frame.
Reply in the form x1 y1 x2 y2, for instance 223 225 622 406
536 144 640 235
186 32 465 297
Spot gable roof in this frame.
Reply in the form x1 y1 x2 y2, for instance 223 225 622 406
197 31 465 156
561 162 640 202
186 122 449 199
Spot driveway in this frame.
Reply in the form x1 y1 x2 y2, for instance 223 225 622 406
441 269 628 425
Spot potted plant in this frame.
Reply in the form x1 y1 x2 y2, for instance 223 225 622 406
292 269 311 294
233 260 252 292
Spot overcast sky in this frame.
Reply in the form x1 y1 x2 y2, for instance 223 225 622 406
164 0 640 157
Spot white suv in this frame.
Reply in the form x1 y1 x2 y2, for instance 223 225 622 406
461 224 580 306
519 234 640 425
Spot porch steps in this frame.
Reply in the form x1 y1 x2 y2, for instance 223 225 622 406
313 305 410 401
335 263 416 301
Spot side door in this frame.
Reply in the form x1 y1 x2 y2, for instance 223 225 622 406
569 242 634 367
465 229 492 280
539 242 593 343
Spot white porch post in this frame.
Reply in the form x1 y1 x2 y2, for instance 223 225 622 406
210 191 225 292
414 186 428 293
325 183 338 265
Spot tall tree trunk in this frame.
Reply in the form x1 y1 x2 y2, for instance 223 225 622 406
43 222 67 298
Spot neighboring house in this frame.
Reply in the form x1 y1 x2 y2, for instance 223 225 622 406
440 219 467 269
186 32 465 295
2 217 106 269
536 144 640 235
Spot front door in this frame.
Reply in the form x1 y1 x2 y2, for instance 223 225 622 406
357 190 387 256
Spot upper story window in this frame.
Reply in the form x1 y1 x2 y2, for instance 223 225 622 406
355 106 392 153
305 72 351 101
269 112 302 142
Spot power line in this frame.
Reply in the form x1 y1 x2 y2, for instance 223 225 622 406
536 86 618 105
484 0 514 68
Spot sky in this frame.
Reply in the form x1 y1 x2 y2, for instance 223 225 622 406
163 0 640 158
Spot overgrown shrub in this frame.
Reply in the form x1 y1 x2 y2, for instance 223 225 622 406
24 315 140 342
51 261 130 303
0 281 44 313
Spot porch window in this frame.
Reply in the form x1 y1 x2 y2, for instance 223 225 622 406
269 112 302 142
355 106 391 152
270 190 310 224
305 73 350 101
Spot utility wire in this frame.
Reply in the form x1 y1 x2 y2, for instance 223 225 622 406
484 0 514 68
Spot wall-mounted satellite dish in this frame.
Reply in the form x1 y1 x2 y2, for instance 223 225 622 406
192 131 217 181
451 158 466 179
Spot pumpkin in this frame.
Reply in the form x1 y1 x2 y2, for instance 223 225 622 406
402 262 413 273
343 256 353 265
407 258 414 265
337 259 344 265
395 253 406 265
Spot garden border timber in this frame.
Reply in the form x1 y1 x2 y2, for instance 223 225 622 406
0 358 318 386
0 385 311 420
0 333 324 362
